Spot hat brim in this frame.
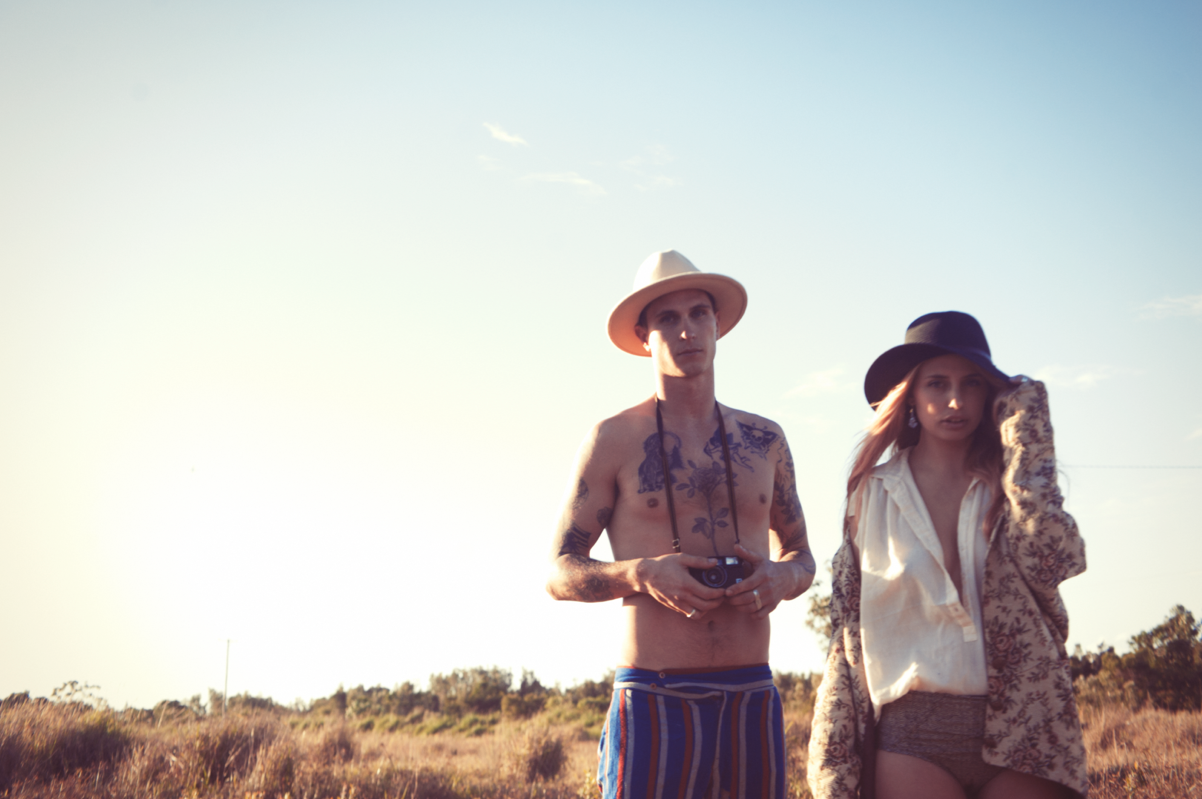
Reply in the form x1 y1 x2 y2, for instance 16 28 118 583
864 343 1010 406
607 273 747 356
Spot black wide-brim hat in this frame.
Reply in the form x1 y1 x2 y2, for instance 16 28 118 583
864 311 1010 406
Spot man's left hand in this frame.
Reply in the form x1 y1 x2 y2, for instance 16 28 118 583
724 544 795 620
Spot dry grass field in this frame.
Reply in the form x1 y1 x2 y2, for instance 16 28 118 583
1 684 1199 798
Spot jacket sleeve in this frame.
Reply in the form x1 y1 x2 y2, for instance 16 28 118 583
994 379 1086 644
808 538 873 799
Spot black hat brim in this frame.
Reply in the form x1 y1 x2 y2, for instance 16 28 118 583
864 343 1010 407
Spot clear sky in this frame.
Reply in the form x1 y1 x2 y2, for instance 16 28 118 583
1 1 1199 711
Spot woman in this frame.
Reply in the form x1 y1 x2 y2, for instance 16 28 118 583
807 311 1087 799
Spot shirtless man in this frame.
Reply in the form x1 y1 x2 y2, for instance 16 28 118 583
547 250 817 799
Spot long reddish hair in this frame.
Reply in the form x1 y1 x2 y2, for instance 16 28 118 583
846 362 1006 537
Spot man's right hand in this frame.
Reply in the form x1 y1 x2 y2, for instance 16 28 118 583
636 553 727 619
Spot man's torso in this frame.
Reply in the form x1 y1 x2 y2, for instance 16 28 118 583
601 397 786 669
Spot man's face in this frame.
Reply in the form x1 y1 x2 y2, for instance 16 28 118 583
635 289 720 377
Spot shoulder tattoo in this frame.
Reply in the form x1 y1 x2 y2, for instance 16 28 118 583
737 421 778 460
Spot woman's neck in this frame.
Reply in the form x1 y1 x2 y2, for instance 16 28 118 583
908 433 973 479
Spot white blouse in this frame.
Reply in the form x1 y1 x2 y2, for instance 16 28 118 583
851 448 990 717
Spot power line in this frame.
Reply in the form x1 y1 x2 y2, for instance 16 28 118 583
1061 464 1202 470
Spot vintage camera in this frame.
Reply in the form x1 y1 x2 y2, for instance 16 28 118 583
689 556 747 589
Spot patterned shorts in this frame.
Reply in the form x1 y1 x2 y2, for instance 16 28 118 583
877 691 1004 795
597 665 785 799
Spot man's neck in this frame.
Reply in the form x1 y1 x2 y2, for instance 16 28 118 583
654 371 717 418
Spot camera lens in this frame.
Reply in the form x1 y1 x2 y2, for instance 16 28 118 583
702 564 728 588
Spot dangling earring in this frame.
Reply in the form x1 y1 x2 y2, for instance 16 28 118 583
907 406 919 429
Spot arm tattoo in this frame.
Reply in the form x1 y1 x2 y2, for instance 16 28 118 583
556 522 592 557
774 444 816 575
572 478 589 512
774 449 804 526
577 571 614 602
596 506 612 530
552 523 617 602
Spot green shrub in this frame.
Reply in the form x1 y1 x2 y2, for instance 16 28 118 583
502 693 547 719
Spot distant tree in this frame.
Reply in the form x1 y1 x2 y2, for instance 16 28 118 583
518 668 545 696
1072 605 1202 712
1126 604 1202 712
805 562 834 653
429 667 512 715
561 671 614 706
187 694 207 716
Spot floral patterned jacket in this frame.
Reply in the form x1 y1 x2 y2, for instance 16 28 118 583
807 380 1088 798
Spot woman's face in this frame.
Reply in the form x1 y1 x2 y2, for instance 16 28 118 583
910 354 991 443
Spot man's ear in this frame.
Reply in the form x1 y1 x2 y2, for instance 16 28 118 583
634 325 650 352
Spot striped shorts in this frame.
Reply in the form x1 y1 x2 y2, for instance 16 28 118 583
597 665 785 799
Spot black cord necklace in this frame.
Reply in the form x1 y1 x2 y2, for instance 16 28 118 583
654 396 742 555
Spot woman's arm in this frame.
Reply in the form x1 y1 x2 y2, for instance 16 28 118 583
807 537 873 799
996 379 1086 591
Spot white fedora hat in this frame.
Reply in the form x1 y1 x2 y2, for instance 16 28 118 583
607 250 747 356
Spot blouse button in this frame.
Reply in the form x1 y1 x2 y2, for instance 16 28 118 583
991 657 1007 671
990 698 1005 712
983 737 997 749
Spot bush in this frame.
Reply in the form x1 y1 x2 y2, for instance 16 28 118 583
0 701 131 790
312 724 356 765
513 726 566 782
502 693 547 719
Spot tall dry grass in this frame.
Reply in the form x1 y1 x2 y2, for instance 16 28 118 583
1080 702 1202 798
0 697 598 799
3 687 1200 797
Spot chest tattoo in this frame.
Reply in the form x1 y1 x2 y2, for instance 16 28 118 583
637 421 746 557
737 421 778 459
638 432 682 493
703 429 755 470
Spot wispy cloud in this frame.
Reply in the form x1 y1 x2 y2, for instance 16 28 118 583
623 145 676 191
621 145 673 170
635 175 677 192
521 172 606 196
1139 293 1202 319
477 154 503 171
1037 364 1120 390
786 367 853 398
483 123 528 146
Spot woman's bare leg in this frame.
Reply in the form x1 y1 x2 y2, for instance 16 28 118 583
876 750 966 799
977 769 1076 799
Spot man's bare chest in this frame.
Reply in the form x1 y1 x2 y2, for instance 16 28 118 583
613 417 778 556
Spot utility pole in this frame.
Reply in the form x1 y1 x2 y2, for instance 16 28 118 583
223 639 230 717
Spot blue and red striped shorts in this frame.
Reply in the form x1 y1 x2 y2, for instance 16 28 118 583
597 665 785 799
